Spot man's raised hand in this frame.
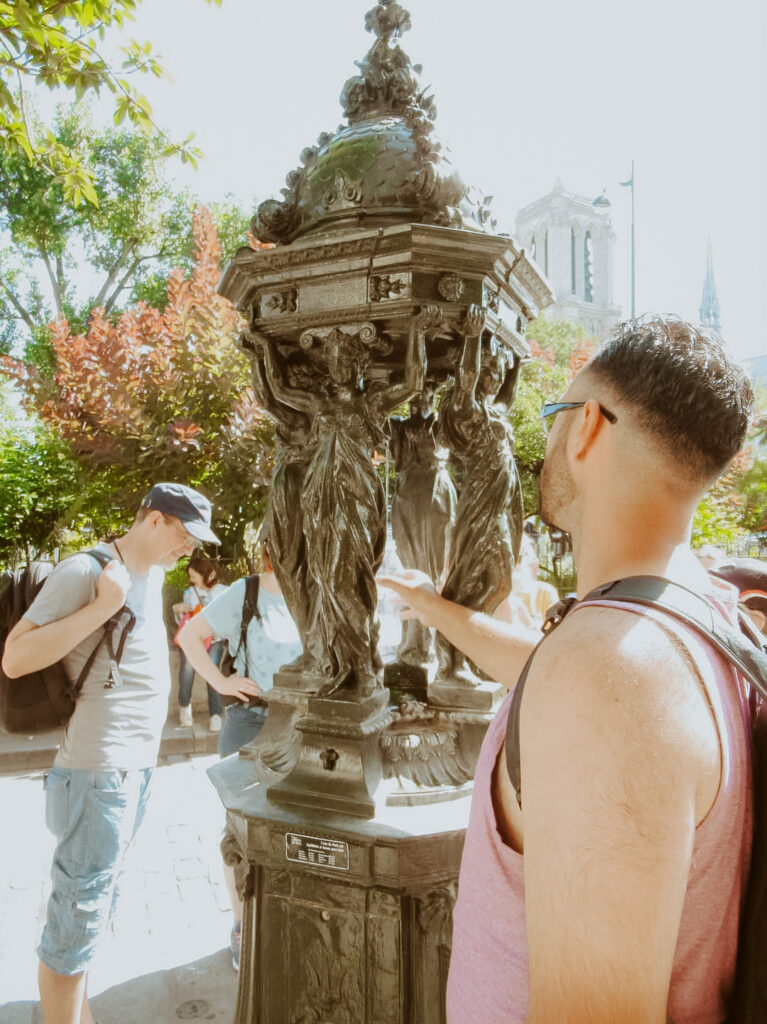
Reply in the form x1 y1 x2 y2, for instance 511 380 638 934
376 568 440 626
95 560 131 619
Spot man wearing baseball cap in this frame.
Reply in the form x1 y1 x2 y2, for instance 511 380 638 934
2 482 218 1024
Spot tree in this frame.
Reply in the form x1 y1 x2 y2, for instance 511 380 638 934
0 409 83 565
0 105 257 362
510 318 598 512
730 386 767 538
3 206 274 557
0 0 217 204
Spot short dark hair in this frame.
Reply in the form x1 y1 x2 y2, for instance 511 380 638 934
588 316 753 479
188 554 220 587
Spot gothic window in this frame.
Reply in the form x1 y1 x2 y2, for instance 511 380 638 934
544 231 549 276
530 234 537 261
584 231 594 303
571 228 576 294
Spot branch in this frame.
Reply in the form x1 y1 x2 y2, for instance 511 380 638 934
103 254 142 314
0 274 37 333
55 254 66 306
92 238 137 309
101 249 166 312
40 251 63 314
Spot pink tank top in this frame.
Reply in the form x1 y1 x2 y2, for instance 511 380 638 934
447 584 753 1024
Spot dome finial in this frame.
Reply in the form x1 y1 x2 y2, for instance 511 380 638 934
364 0 412 43
341 1 434 124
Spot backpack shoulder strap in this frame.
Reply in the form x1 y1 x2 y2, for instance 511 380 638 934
230 575 262 666
504 597 575 807
242 574 262 628
68 547 135 697
583 576 767 699
82 548 112 569
505 575 767 809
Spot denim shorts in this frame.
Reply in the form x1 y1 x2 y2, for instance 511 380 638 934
38 765 153 975
218 703 267 758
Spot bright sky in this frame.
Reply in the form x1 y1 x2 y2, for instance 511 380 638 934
98 0 766 361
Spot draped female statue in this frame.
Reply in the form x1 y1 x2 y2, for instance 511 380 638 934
389 383 456 682
242 336 323 674
257 320 426 697
436 305 524 687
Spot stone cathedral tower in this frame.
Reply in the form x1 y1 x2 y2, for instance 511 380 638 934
515 179 621 338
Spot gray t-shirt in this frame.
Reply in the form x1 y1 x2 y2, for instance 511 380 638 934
25 546 170 771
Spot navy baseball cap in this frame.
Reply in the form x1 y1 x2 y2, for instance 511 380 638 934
142 483 221 545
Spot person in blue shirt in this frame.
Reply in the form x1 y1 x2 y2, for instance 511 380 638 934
172 554 228 731
176 537 301 969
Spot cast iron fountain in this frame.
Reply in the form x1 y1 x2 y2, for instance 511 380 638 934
209 3 552 1020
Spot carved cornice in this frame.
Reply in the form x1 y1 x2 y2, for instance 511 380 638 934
370 274 408 301
249 235 381 272
261 287 297 316
437 272 465 302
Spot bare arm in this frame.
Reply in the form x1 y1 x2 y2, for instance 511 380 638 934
172 601 193 623
2 560 130 677
494 355 522 411
376 570 539 686
518 608 719 1023
248 350 281 417
254 332 317 416
451 305 484 409
374 309 428 418
177 612 262 703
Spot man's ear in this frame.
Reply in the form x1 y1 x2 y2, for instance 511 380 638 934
570 399 608 461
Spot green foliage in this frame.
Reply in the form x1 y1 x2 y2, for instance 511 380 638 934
510 358 569 514
0 0 220 205
526 317 596 369
0 105 257 359
3 207 274 559
509 318 597 514
737 459 767 533
0 411 82 563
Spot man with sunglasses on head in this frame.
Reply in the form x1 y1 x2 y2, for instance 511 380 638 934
379 316 754 1024
2 482 219 1024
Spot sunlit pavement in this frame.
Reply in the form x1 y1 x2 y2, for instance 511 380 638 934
0 754 238 1024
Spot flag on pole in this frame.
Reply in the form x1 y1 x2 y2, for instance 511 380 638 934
619 174 633 188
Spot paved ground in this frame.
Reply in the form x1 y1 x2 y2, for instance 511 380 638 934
0 752 239 1024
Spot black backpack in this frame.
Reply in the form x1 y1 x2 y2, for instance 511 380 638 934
0 550 135 733
218 574 262 699
504 575 767 1024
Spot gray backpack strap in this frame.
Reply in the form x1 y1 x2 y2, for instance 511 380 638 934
68 548 135 698
505 596 578 808
586 576 767 699
505 576 767 809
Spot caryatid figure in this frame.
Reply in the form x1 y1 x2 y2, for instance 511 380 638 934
436 305 524 688
241 333 323 675
257 319 426 698
389 382 456 682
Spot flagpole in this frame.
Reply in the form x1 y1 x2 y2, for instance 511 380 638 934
620 161 636 317
630 160 635 317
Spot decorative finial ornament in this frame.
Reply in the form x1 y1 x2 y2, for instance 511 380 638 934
364 0 412 42
341 0 433 124
251 0 496 244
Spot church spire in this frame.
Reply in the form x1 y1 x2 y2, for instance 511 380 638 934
699 239 721 332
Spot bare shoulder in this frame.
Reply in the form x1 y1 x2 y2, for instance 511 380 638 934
528 602 713 710
521 604 719 821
